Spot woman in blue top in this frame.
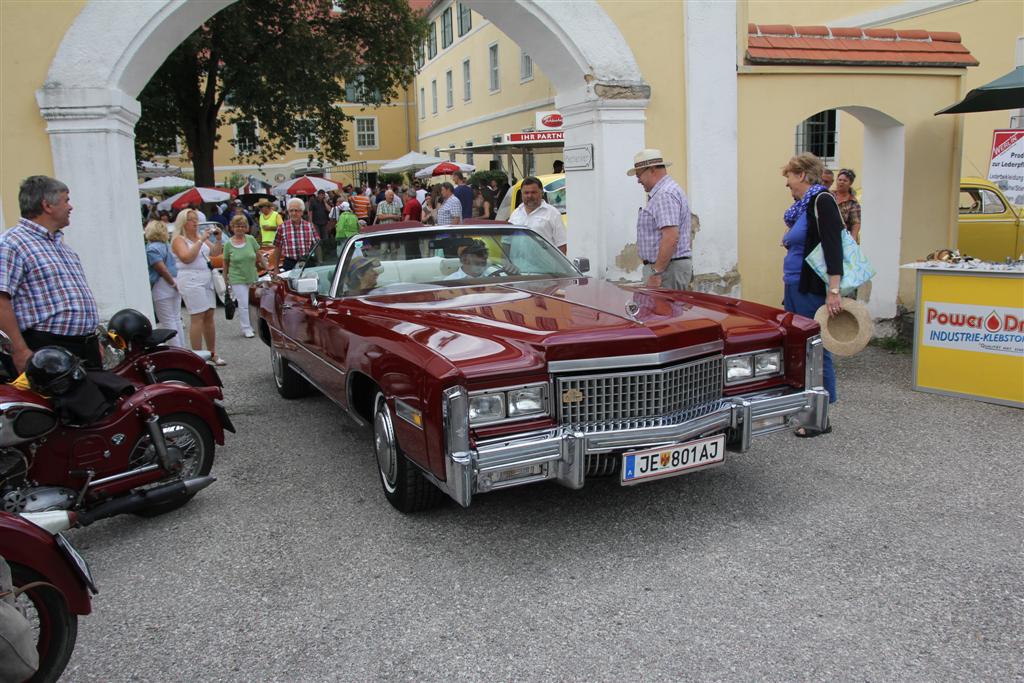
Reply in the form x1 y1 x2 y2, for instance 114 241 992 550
144 220 184 347
780 153 844 433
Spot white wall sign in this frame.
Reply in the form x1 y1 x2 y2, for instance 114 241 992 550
535 110 563 130
988 130 1024 206
922 300 1024 357
563 144 593 171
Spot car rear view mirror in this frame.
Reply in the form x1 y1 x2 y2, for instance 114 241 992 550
289 277 319 295
573 257 590 274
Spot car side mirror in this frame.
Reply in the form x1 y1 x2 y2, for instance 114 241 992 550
573 257 590 274
289 277 319 295
0 330 11 356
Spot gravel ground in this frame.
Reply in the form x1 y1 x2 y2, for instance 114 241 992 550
59 315 1023 682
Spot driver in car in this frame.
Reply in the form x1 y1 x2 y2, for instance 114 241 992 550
444 241 490 280
345 256 383 294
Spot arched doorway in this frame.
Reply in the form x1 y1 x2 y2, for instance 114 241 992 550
40 0 649 317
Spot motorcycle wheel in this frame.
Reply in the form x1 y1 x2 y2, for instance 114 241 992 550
130 412 215 517
10 562 78 683
372 392 444 513
154 368 205 387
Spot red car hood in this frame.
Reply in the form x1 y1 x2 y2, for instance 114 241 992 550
359 278 785 377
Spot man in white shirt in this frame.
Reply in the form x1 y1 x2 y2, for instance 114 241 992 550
509 176 566 253
444 240 490 280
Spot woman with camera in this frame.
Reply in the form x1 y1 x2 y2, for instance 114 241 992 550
171 209 226 365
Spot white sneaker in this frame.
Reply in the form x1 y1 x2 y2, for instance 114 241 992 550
243 330 255 338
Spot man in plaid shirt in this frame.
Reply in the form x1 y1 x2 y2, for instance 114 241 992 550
628 148 692 290
273 197 321 271
0 176 100 372
435 182 463 226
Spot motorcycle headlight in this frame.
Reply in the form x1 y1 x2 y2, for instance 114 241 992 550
507 386 546 417
468 393 505 424
725 356 753 382
754 350 782 376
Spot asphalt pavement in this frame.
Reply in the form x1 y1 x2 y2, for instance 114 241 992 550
61 315 1023 681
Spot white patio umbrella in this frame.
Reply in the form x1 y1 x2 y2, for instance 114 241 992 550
139 176 194 191
378 151 450 174
413 160 475 179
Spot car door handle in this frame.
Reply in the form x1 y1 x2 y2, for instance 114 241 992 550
282 303 295 310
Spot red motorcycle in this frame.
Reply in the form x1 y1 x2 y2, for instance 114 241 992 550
102 309 221 388
0 341 232 520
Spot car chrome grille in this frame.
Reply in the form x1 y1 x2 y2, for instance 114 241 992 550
556 355 723 432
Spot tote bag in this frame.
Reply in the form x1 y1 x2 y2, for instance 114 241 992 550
805 194 876 290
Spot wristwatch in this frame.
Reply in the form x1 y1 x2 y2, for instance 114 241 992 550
652 270 666 277
829 287 840 295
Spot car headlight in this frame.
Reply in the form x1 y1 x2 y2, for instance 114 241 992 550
726 356 753 382
725 349 784 385
468 383 549 425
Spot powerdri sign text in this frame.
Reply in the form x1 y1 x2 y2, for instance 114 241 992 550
923 301 1024 357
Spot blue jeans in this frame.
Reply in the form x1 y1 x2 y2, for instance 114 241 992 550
783 282 837 403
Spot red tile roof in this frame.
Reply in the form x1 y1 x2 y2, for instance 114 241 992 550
746 24 978 68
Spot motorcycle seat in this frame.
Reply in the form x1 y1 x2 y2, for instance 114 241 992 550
141 329 178 348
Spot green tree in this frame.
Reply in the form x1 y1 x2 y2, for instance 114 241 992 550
135 0 428 186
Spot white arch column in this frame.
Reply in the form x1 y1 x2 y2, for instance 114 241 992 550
36 86 153 318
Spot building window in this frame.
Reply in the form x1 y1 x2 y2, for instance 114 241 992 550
416 44 424 69
345 75 380 104
441 7 453 49
465 141 474 167
445 70 454 109
294 119 317 150
458 3 472 36
427 22 437 59
520 51 533 82
419 87 426 119
355 117 377 149
488 43 500 92
234 120 258 154
462 59 471 101
795 110 838 164
431 79 438 115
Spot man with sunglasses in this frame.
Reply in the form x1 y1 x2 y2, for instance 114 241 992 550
629 149 693 290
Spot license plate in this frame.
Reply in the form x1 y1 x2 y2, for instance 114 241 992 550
55 533 98 594
621 434 725 485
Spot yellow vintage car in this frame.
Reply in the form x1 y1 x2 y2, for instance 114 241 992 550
958 177 1023 261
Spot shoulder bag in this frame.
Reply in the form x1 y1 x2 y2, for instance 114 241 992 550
805 193 876 290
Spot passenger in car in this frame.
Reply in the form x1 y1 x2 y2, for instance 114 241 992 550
345 256 383 295
444 241 489 280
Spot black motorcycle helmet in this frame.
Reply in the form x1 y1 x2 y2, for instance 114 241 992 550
25 346 87 396
107 309 153 344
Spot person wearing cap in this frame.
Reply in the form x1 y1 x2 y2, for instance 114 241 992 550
629 149 692 290
444 240 490 280
345 256 383 294
335 201 359 256
256 198 283 246
780 152 843 429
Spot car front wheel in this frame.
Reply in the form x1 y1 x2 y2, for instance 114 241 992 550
372 392 444 513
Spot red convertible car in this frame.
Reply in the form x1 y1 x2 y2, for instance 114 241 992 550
251 222 829 512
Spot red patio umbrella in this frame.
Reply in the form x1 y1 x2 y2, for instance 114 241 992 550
271 176 340 196
167 186 232 210
414 160 475 179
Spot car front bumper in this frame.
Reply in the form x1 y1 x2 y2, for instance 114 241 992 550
437 387 830 507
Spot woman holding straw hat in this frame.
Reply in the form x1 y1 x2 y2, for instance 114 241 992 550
171 209 225 365
780 152 844 433
144 219 184 347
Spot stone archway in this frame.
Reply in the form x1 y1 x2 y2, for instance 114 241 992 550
41 0 649 317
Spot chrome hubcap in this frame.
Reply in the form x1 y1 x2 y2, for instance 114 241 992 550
374 399 398 493
271 348 283 387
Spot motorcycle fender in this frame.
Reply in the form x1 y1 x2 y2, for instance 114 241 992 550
0 515 92 615
129 347 223 387
125 384 228 445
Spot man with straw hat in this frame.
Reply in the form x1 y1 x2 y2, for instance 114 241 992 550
628 149 693 290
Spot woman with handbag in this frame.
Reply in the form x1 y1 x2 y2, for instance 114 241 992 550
144 220 185 347
171 209 226 365
780 153 844 426
222 215 263 338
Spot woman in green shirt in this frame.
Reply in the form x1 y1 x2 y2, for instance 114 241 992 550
223 215 264 338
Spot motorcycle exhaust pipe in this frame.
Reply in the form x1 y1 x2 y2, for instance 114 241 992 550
75 476 216 527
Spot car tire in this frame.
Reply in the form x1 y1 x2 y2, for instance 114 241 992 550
372 392 444 513
271 346 311 399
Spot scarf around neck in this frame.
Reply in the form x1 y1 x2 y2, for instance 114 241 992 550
783 184 827 228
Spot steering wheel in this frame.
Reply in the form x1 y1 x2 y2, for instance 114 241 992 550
483 264 509 277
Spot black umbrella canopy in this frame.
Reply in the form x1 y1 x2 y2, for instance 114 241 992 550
936 65 1024 114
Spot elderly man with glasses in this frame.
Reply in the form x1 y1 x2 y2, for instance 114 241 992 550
273 197 321 272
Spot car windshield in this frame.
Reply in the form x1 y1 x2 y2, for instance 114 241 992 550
339 227 579 296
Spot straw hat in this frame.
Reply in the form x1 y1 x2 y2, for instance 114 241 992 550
815 297 874 356
626 149 673 176
255 198 272 208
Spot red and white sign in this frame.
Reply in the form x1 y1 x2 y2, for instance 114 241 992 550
988 130 1024 206
922 301 1024 357
506 131 564 143
535 110 563 130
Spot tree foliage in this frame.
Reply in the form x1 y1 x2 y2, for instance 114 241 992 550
135 0 428 186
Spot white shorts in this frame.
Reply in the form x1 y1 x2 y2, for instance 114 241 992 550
177 269 215 314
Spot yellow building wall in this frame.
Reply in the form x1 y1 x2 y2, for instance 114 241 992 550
0 0 86 226
738 70 961 309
